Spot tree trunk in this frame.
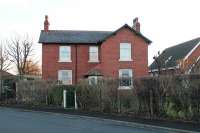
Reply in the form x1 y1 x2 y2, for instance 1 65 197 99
0 71 2 100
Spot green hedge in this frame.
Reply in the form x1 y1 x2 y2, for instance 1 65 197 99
47 85 77 106
134 74 200 121
76 75 200 122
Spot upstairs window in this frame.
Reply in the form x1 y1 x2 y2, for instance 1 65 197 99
59 46 71 62
120 43 132 61
89 46 99 62
119 69 133 88
58 70 72 85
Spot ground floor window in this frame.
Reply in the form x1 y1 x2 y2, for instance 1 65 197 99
88 76 103 85
88 76 97 85
119 69 133 88
58 70 72 85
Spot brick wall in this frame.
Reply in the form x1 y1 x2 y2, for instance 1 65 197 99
187 44 200 65
42 27 149 83
184 44 200 72
100 27 148 78
42 44 99 84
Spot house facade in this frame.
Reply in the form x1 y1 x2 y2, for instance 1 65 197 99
149 37 200 75
39 16 151 87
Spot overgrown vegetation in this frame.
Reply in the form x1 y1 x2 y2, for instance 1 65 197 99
16 80 57 105
47 85 76 107
134 74 200 121
16 80 76 107
76 75 200 122
14 74 200 122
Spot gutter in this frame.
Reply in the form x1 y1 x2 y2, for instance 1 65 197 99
149 65 179 72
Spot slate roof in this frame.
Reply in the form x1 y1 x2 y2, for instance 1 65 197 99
39 30 112 44
149 37 200 70
39 24 152 44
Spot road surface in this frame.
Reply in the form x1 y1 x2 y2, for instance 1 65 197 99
0 107 169 133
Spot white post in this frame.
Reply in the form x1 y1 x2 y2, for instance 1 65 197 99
63 90 67 109
74 90 78 110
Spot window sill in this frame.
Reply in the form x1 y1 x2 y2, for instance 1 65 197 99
62 83 72 85
119 59 133 62
58 60 72 63
88 60 99 63
59 81 72 85
118 86 133 90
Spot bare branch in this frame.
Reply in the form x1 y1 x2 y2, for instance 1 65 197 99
0 42 11 72
0 41 12 98
6 35 34 76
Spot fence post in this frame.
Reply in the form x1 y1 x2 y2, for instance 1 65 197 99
117 88 121 113
63 89 67 109
16 82 18 101
46 95 48 105
100 86 102 112
74 90 78 110
150 89 153 117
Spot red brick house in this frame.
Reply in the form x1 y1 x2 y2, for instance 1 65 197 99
149 37 200 75
39 16 151 88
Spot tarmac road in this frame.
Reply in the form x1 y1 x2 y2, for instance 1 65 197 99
0 107 170 133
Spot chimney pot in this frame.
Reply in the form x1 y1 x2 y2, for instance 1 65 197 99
44 15 50 32
133 17 140 32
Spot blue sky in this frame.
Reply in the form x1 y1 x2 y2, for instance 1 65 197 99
0 0 200 72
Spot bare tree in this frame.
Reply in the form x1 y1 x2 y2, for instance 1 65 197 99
0 43 11 72
153 51 162 75
0 42 11 98
7 35 34 76
152 51 168 75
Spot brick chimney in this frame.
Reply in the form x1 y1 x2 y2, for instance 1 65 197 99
44 15 50 32
132 17 140 32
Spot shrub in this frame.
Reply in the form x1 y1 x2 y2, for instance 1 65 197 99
15 74 200 122
76 80 100 111
16 80 57 104
165 101 178 118
76 78 139 114
134 74 200 121
48 85 76 106
178 110 186 119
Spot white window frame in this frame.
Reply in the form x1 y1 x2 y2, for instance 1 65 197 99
59 46 71 62
88 46 99 62
119 43 132 61
119 69 133 89
58 70 72 85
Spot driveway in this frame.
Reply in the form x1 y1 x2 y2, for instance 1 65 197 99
0 107 170 133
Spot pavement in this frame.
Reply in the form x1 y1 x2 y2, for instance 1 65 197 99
0 107 174 133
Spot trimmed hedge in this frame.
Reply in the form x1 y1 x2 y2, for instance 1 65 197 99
76 75 200 122
134 74 200 121
47 85 76 106
15 74 200 122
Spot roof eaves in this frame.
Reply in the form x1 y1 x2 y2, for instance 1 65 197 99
99 24 152 44
38 30 113 44
183 40 200 61
125 24 152 44
148 65 179 72
39 42 99 44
